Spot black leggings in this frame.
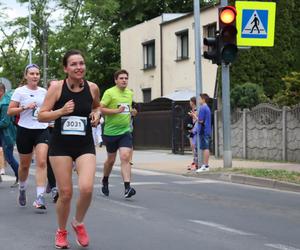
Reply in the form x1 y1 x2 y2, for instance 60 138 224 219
47 127 56 189
47 156 56 189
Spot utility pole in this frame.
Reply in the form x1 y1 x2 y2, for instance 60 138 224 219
193 0 203 167
221 0 232 168
42 22 48 88
28 0 32 64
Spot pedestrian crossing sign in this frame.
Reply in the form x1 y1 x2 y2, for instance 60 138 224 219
236 1 276 47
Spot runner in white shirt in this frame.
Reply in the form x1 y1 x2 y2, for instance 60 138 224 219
7 64 49 211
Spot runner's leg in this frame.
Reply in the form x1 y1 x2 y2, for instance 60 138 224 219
74 154 96 223
50 156 73 230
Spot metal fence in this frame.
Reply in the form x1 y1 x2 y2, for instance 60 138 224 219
215 103 300 162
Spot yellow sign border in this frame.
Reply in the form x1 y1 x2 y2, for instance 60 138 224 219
236 1 276 47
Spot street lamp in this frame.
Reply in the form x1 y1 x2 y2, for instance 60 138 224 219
28 0 32 64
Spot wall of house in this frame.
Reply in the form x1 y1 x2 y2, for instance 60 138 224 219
121 16 162 102
161 7 218 99
121 7 219 102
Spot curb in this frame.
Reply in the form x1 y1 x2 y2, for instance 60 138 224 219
184 172 300 193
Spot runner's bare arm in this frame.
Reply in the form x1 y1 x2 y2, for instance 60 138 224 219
38 81 74 122
88 82 101 126
7 100 36 116
100 104 125 115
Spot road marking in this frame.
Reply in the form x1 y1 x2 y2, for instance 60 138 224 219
129 182 166 186
265 244 300 250
173 180 218 185
190 220 255 236
29 169 119 178
0 175 16 182
73 184 115 189
95 172 119 178
97 165 167 176
100 197 147 210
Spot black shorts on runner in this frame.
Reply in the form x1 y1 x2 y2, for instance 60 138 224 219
48 140 96 162
16 126 49 154
102 132 133 153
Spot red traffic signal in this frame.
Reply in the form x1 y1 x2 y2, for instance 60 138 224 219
219 6 237 25
219 6 238 64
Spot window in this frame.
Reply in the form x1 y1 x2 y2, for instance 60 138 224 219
142 88 152 103
203 22 217 52
143 40 155 69
176 29 189 60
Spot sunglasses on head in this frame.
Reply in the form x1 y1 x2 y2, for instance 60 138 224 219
25 64 40 72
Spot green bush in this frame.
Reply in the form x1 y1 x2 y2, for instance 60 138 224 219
231 82 267 110
273 72 300 106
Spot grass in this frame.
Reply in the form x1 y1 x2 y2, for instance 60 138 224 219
211 168 300 185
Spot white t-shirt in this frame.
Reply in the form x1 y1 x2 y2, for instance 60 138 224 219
11 85 48 129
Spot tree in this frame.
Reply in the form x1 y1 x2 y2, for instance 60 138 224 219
0 3 29 86
231 82 267 110
273 72 300 106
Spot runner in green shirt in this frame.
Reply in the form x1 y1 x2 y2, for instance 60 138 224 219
100 69 136 198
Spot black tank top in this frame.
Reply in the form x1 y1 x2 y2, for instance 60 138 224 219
51 79 93 146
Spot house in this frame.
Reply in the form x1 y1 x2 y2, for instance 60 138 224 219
120 4 219 103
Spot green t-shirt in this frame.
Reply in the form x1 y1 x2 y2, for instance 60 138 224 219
101 86 133 136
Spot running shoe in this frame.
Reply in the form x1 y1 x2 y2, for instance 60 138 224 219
55 229 69 249
33 194 47 210
0 168 5 175
101 181 109 197
196 165 209 173
18 189 26 207
10 181 19 188
51 187 59 203
125 187 136 198
71 221 89 247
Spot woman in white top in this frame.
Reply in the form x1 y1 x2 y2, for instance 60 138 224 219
8 64 49 211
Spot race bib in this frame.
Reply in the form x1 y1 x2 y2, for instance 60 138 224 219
32 107 40 120
117 103 130 114
61 116 87 136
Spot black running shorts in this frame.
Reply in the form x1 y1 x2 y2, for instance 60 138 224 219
16 126 49 154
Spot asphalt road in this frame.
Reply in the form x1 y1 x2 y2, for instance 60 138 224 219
0 163 300 250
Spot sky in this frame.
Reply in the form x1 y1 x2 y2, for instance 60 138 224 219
1 0 27 20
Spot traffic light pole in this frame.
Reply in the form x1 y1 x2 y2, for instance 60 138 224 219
193 0 203 168
221 64 232 168
221 0 232 168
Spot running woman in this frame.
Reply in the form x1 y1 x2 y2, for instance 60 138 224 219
100 69 136 198
7 64 49 210
38 49 100 249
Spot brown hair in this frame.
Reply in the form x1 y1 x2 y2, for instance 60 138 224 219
200 93 210 103
62 49 85 67
0 83 5 92
190 96 196 105
114 69 129 80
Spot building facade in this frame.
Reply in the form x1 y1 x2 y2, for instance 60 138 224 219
121 5 219 102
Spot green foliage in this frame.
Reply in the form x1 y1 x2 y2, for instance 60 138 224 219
273 72 300 106
0 0 298 106
231 82 267 110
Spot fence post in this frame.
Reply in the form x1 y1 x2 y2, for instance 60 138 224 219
171 101 176 154
243 109 247 159
282 106 287 161
214 110 219 158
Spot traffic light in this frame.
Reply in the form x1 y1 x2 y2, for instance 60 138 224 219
203 34 221 65
219 6 238 64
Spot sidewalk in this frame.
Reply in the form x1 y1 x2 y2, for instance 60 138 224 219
96 147 300 175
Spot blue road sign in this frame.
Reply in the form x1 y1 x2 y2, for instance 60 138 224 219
241 9 268 39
